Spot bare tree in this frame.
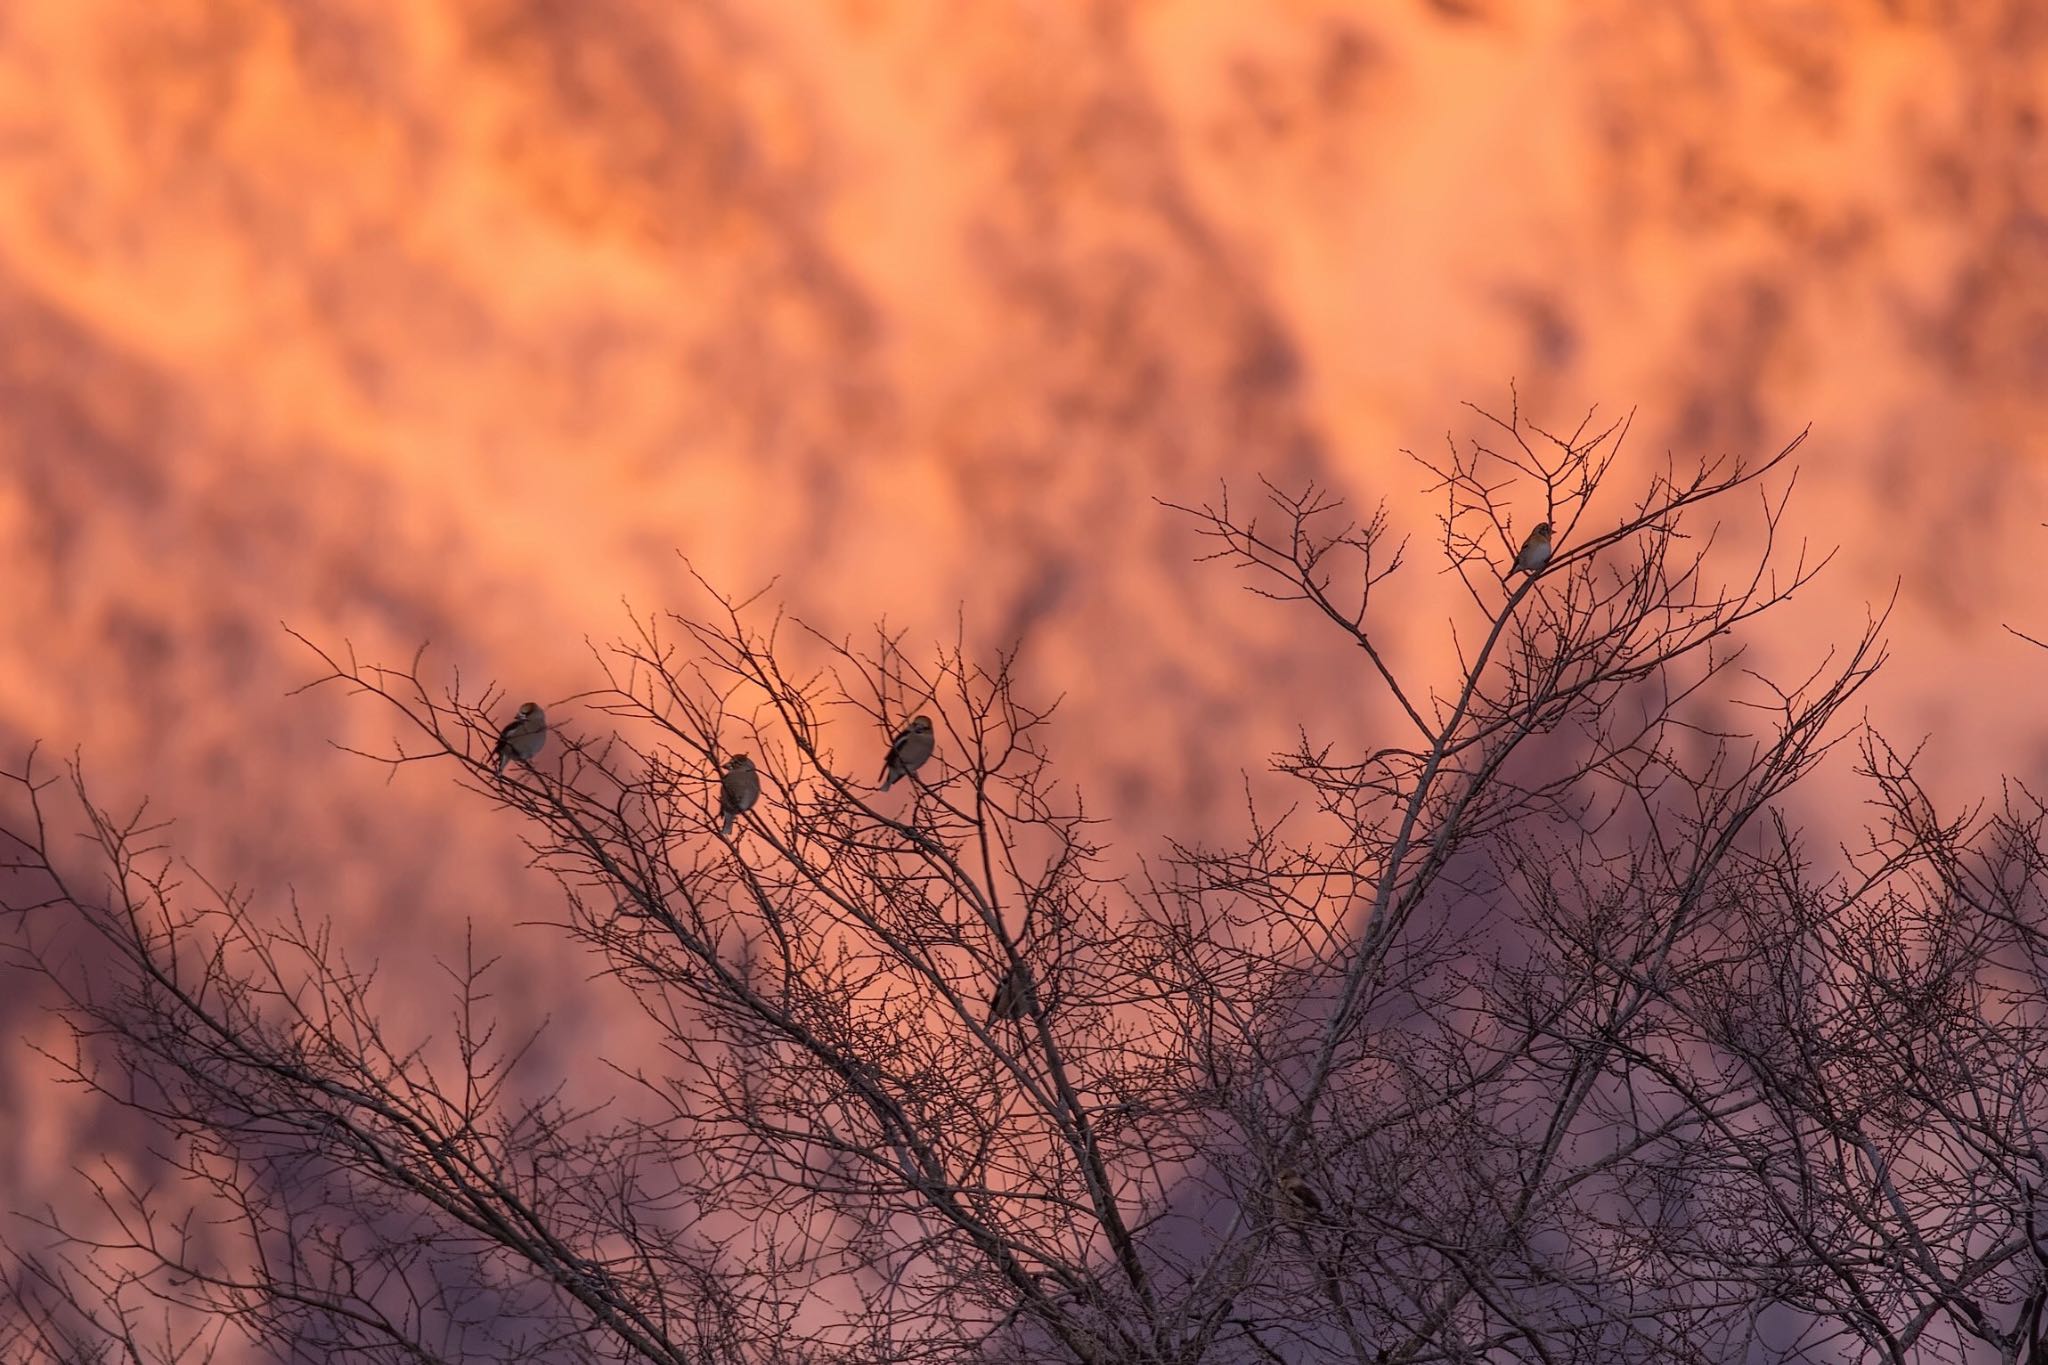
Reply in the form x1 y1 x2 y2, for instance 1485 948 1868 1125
11 402 2048 1364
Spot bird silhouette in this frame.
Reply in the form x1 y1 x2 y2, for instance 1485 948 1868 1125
1511 522 1554 576
719 755 760 835
880 715 936 791
492 702 547 774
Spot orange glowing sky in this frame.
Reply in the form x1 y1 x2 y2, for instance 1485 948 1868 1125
3 0 2047 1270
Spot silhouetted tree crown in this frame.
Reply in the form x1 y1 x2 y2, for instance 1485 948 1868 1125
12 404 2048 1365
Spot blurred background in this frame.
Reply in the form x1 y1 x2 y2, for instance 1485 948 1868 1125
3 0 2046 1294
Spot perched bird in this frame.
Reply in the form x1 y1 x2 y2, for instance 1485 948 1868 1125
492 702 548 774
1274 1166 1324 1226
880 715 936 791
988 960 1031 1024
1511 522 1554 576
719 755 760 836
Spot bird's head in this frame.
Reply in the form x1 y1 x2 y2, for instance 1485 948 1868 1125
909 715 933 734
727 754 752 771
516 701 543 722
1531 522 1552 540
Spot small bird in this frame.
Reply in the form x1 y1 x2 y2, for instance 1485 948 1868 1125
880 715 936 791
1274 1166 1324 1226
719 755 760 836
988 960 1031 1023
492 702 548 774
1511 522 1554 576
